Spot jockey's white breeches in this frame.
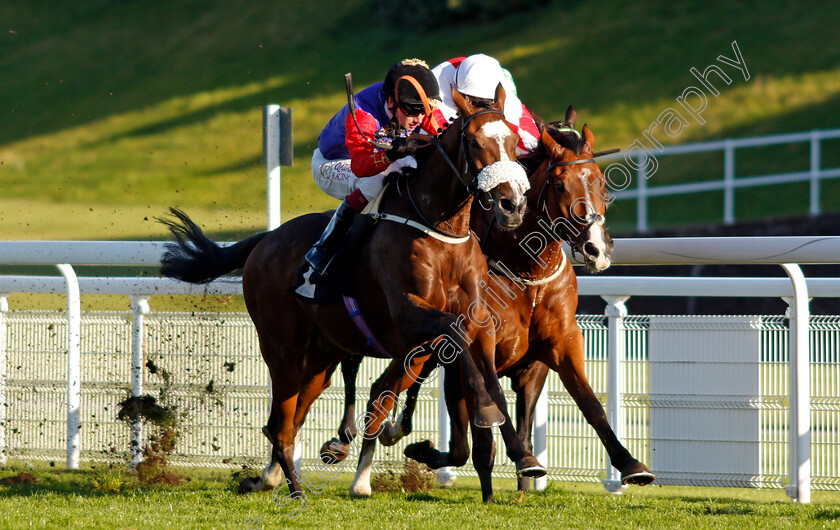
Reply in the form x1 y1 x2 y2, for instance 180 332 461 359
311 148 416 201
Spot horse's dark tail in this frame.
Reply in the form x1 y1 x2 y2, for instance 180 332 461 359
158 207 269 284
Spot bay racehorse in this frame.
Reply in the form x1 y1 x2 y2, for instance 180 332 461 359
159 85 539 499
321 107 655 502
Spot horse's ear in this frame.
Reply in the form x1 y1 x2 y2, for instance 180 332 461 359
582 124 594 156
541 127 565 158
565 105 577 129
493 82 506 112
452 84 475 116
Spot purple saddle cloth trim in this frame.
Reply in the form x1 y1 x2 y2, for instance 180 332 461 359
343 296 391 357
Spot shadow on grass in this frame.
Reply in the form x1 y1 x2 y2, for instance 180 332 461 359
814 507 840 520
0 470 122 499
0 467 199 499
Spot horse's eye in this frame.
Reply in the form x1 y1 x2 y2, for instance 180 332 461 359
553 182 564 194
467 137 480 149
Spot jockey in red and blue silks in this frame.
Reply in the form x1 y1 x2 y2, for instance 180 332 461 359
432 54 540 156
305 59 446 278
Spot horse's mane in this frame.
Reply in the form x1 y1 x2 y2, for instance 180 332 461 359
544 120 586 155
517 118 586 177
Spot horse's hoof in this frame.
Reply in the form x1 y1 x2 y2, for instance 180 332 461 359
378 421 401 447
621 460 655 486
404 439 434 463
473 405 505 428
349 484 372 497
622 471 655 486
319 438 350 464
238 476 261 494
515 456 546 478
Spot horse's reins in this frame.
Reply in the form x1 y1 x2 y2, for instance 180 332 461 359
395 108 506 240
381 106 507 242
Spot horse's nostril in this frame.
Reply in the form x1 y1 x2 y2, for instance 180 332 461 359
584 242 599 257
499 198 514 213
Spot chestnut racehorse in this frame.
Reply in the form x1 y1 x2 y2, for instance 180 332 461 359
322 107 655 502
159 85 539 499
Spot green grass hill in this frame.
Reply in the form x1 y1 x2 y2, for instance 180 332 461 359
2 0 839 240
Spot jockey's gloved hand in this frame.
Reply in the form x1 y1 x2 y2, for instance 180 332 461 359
386 137 411 162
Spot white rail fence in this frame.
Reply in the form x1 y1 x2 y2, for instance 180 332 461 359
1 237 840 504
600 128 840 232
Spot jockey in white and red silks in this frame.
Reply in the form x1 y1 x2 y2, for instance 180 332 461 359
306 59 446 276
432 54 540 156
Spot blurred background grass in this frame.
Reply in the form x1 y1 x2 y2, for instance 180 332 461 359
2 0 839 242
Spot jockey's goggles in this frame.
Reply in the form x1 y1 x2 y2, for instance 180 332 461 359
398 102 426 117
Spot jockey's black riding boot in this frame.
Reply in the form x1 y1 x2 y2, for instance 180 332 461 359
305 199 357 275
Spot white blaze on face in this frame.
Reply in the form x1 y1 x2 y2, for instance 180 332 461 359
578 167 611 270
474 120 530 197
587 217 611 271
579 168 597 216
479 120 514 162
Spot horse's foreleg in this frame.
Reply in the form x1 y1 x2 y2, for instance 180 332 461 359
470 415 496 504
393 295 504 428
339 356 361 443
508 361 550 491
550 331 654 486
320 355 362 463
349 355 423 497
465 331 544 477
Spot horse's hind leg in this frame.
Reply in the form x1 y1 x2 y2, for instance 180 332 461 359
379 354 437 446
546 330 654 486
240 380 302 496
320 355 361 463
507 361 551 491
238 328 307 496
350 353 430 497
404 362 470 470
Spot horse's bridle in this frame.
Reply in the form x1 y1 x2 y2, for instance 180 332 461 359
403 108 508 238
440 108 508 197
536 152 620 258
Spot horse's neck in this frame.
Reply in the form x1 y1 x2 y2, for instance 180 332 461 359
415 154 473 234
480 159 565 278
385 132 473 235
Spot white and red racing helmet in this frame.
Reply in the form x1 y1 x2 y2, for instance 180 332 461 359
454 54 505 100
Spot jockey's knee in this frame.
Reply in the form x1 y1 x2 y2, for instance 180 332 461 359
357 173 386 202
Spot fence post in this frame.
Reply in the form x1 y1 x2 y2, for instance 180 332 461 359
264 105 281 231
602 295 630 493
724 140 735 224
810 131 821 217
636 156 648 232
437 369 455 485
0 294 7 466
781 264 811 504
130 296 150 469
532 384 548 491
264 105 292 231
56 264 81 470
